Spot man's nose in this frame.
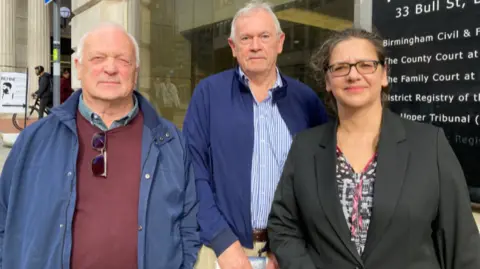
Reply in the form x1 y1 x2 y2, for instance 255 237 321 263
250 37 261 51
347 65 362 80
103 58 119 74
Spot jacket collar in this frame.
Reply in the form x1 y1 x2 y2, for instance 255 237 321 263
50 89 171 139
237 66 283 88
77 93 139 131
234 67 289 102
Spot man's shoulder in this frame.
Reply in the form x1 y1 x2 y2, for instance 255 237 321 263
204 68 236 81
189 69 237 103
43 72 52 80
12 115 65 150
156 115 180 134
24 114 56 130
280 74 323 111
154 116 189 156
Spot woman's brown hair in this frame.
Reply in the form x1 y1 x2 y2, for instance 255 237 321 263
310 28 390 117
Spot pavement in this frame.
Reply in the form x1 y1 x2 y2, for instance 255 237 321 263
0 117 37 134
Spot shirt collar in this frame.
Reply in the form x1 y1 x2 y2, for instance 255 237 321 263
237 66 283 90
78 93 139 131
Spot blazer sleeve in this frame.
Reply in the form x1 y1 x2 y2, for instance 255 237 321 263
435 128 480 269
267 137 316 269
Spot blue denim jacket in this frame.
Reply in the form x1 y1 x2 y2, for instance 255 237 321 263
0 90 200 269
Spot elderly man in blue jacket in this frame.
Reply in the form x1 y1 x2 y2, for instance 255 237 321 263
184 1 328 269
0 22 199 269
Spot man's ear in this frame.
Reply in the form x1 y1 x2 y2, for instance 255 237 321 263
135 67 139 88
325 75 332 92
276 32 285 54
228 38 237 58
74 58 82 80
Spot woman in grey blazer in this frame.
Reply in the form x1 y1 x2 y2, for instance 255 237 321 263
267 28 480 269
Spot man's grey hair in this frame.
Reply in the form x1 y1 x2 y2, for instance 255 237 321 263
229 0 283 41
75 22 140 68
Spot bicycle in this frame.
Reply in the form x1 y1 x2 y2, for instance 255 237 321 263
12 96 51 131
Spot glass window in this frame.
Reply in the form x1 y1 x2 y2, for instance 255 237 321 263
137 0 354 129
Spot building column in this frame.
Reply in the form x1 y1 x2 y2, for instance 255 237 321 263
27 0 50 93
0 0 16 71
354 0 372 31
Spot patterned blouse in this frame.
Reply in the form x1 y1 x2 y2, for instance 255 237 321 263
335 147 378 255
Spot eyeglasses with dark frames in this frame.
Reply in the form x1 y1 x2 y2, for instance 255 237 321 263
91 132 107 177
326 60 384 77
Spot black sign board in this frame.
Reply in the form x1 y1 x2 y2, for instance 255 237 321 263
373 0 480 202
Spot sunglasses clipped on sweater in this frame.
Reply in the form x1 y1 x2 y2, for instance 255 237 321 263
91 132 107 177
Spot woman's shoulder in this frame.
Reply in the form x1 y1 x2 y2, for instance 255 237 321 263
386 110 443 149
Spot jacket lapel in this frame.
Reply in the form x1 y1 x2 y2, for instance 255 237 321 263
362 109 409 260
314 121 364 265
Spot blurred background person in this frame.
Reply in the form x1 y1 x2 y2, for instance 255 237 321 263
33 65 52 118
60 68 73 103
159 74 180 121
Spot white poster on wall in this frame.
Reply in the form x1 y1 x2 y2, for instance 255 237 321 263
0 72 27 114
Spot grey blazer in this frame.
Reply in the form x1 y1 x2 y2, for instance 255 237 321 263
268 109 480 269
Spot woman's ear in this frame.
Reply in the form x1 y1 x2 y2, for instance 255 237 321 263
381 64 389 88
325 76 332 92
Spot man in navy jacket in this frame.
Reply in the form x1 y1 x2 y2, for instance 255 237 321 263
183 1 328 269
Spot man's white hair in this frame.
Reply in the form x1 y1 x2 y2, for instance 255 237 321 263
75 22 140 68
229 0 283 41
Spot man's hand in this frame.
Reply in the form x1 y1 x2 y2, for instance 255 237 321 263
266 252 279 269
217 241 253 269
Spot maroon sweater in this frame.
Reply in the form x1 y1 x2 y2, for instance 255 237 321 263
71 111 144 269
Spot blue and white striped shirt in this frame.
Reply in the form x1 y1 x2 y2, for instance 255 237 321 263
239 67 293 229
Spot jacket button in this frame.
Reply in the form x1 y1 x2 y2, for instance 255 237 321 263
159 137 164 141
165 132 170 138
67 172 72 176
145 174 151 179
138 225 143 231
